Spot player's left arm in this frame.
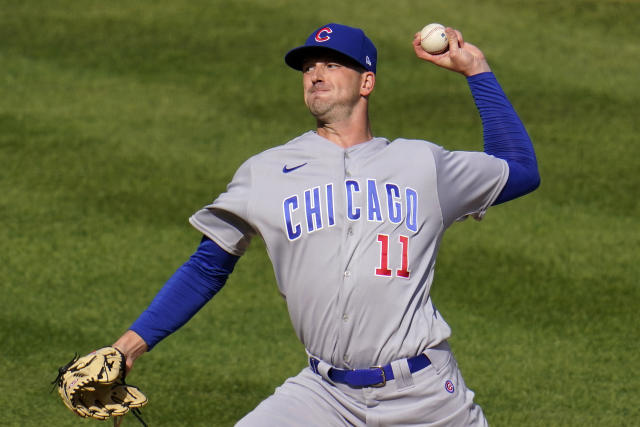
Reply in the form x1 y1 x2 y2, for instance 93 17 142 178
114 236 240 371
413 27 540 204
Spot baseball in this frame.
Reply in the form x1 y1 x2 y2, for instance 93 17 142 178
420 23 449 54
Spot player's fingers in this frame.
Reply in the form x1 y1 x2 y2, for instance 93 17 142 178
453 29 464 47
412 32 426 53
445 28 471 66
412 34 427 58
445 27 459 52
125 357 135 375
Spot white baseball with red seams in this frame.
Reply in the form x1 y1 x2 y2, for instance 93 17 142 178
420 23 449 54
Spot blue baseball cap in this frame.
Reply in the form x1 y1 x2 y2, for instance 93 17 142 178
285 23 377 73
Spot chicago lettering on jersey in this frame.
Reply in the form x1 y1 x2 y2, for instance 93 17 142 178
282 179 418 241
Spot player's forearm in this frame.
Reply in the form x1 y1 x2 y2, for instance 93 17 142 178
468 72 540 203
129 236 239 350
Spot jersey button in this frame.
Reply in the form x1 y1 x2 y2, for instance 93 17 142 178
344 270 351 278
347 227 354 236
342 314 349 322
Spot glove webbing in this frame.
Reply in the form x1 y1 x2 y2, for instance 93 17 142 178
51 353 79 391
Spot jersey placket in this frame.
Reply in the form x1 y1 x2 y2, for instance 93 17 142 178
334 148 361 368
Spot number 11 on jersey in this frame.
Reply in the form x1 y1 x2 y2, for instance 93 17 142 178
375 234 410 278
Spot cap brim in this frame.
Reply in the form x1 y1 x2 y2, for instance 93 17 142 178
284 46 364 71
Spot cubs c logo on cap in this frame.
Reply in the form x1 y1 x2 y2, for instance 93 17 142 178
315 27 332 42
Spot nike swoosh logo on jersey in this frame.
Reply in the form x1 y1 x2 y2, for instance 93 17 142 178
282 163 308 173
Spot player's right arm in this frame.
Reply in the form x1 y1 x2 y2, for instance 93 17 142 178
113 236 240 371
413 26 540 212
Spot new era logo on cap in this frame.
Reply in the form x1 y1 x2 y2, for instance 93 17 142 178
285 23 377 73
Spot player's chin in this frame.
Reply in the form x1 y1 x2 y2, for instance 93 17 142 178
308 107 331 121
306 98 331 116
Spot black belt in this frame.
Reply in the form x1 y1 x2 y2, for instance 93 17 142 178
309 354 431 387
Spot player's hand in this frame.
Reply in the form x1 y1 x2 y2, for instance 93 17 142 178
412 27 491 77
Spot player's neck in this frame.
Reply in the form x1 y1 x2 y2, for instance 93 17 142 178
316 116 373 148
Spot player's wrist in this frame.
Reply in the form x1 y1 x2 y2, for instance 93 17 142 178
113 330 149 362
462 59 491 77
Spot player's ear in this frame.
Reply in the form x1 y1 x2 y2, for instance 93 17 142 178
360 71 375 96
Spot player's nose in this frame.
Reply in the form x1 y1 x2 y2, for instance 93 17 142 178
309 63 326 82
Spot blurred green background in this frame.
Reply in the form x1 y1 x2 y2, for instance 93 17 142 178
1 0 638 425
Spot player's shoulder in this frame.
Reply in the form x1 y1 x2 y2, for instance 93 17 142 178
246 131 339 168
248 131 317 158
389 137 446 155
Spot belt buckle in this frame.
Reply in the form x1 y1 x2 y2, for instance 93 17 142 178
369 366 386 387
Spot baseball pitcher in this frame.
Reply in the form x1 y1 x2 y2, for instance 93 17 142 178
58 23 539 426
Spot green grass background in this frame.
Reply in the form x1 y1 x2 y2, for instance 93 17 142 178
1 0 639 425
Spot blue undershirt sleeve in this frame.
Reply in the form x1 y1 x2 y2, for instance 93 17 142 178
467 72 540 204
129 236 240 350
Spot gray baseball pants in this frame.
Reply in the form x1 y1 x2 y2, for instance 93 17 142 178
236 342 488 426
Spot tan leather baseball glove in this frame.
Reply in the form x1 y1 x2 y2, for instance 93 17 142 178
52 346 147 425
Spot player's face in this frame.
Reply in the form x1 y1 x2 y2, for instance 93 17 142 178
302 54 370 123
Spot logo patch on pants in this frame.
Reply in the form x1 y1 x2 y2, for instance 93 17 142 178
445 380 455 393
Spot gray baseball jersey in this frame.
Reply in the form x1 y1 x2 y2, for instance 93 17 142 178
190 131 507 369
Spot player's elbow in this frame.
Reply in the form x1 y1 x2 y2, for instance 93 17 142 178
493 161 540 205
529 169 541 193
522 164 541 195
